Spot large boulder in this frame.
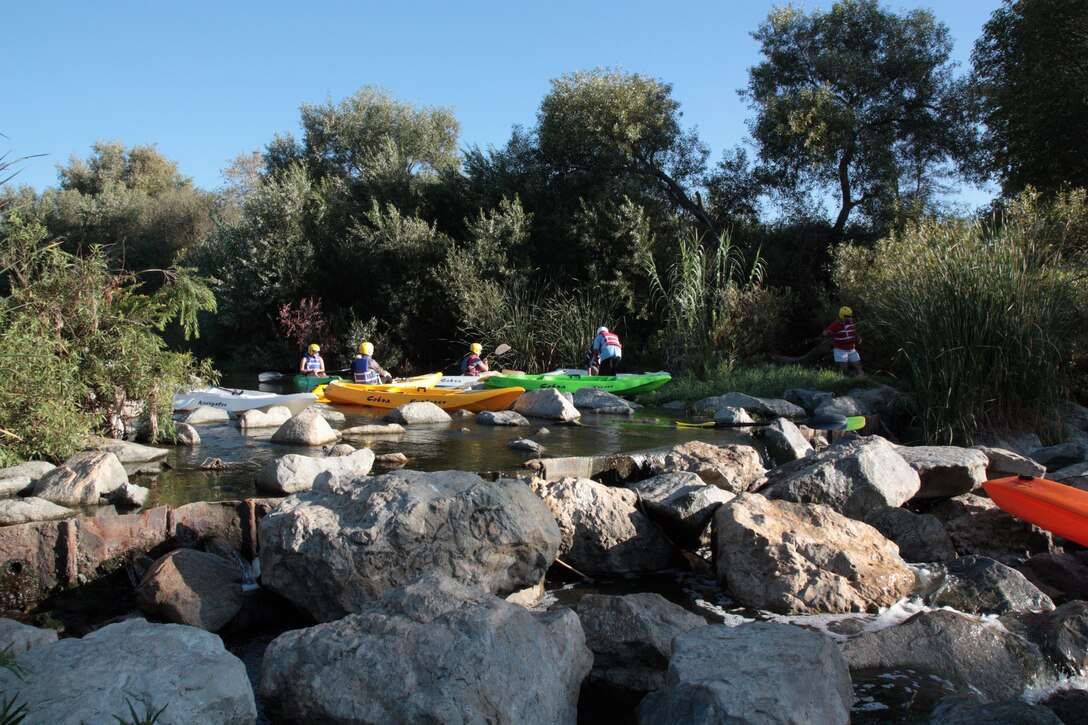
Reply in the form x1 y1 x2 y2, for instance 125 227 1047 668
513 389 581 422
933 555 1055 615
85 435 169 464
0 461 55 497
236 405 292 430
0 475 33 497
626 471 735 547
172 421 201 445
1016 551 1088 604
255 449 376 495
763 417 814 464
783 387 834 412
260 573 591 725
530 477 677 576
31 451 128 506
638 622 852 725
1048 461 1088 491
0 497 73 525
927 695 1064 725
924 492 997 523
1000 600 1088 676
270 408 339 446
759 435 920 519
945 508 1059 566
508 437 544 455
181 405 231 425
0 617 58 652
259 470 561 622
654 440 765 494
571 387 640 415
863 505 958 563
976 446 1047 479
0 618 256 724
574 592 706 702
104 481 150 508
840 609 1050 702
1030 441 1088 471
898 445 989 499
714 493 915 614
135 549 244 631
693 391 805 419
476 410 530 426
383 401 452 425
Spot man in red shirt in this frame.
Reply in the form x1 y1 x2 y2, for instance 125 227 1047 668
824 306 864 376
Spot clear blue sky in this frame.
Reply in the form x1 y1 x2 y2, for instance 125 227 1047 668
6 0 1002 198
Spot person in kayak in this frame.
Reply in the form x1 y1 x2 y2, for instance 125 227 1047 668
299 344 326 377
591 326 622 375
460 342 491 376
352 341 392 384
823 306 864 376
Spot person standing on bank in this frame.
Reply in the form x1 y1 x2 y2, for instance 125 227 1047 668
352 341 392 384
299 344 326 378
591 326 622 375
460 343 490 376
823 306 864 376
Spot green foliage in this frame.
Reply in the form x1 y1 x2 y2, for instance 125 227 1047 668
113 698 167 725
0 645 28 725
641 231 773 377
833 190 1088 443
637 363 859 406
972 0 1088 194
0 212 217 460
745 0 974 236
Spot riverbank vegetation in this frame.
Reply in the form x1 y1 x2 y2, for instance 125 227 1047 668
3 0 1087 451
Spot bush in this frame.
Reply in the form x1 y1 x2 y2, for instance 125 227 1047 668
833 190 1088 443
637 362 859 406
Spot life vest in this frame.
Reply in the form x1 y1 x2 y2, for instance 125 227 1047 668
829 320 858 349
600 332 621 349
460 353 484 376
303 353 323 372
352 355 380 384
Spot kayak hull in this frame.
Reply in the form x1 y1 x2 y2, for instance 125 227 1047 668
982 475 1088 547
324 382 525 412
173 387 317 416
300 372 442 391
293 374 342 389
483 373 671 396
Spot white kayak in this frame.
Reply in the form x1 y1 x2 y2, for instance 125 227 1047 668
172 386 317 416
432 373 494 389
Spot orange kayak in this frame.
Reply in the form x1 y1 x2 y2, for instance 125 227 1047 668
324 381 525 413
982 475 1088 547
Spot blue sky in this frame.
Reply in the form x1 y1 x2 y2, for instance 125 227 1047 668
6 0 1003 199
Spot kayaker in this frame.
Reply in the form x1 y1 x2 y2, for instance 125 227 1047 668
591 326 622 375
459 343 490 376
823 306 864 377
352 341 392 384
299 344 326 378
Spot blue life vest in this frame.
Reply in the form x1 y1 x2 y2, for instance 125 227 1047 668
303 353 323 372
352 355 380 384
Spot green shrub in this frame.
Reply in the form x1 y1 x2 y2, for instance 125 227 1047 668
833 190 1088 443
638 362 860 406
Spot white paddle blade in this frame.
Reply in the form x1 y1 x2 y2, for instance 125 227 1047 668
493 343 512 356
258 372 284 382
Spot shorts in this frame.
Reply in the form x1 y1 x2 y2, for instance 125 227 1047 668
833 348 860 364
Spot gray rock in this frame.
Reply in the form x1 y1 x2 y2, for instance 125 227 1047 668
783 387 834 412
260 573 590 725
383 401 452 425
1016 552 1088 604
0 475 33 497
925 492 997 523
476 410 530 426
927 695 1064 725
182 405 232 425
934 555 1055 615
173 421 201 446
654 440 766 494
0 617 58 652
863 505 957 563
513 388 581 422
764 417 814 464
85 435 169 464
976 445 1046 479
135 549 244 632
712 405 755 426
1031 441 1088 471
530 477 677 576
1041 688 1088 724
638 622 852 725
571 387 640 415
508 437 544 454
259 470 561 622
236 405 292 429
760 435 920 519
270 409 340 446
0 460 55 482
945 508 1059 566
574 592 706 699
840 609 1050 702
374 452 408 467
693 391 805 419
898 445 989 499
627 471 734 547
340 422 406 437
256 449 376 495
31 451 128 506
105 482 150 508
975 430 1043 458
1000 600 1088 675
815 395 868 417
312 406 346 423
327 443 356 456
0 618 256 724
715 493 915 614
1048 460 1088 491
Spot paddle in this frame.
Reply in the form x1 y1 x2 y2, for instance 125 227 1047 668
621 414 866 432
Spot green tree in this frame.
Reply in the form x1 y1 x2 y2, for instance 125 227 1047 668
971 0 1088 195
744 0 975 237
58 140 190 197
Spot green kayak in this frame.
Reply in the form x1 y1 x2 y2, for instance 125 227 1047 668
482 372 671 396
293 373 342 389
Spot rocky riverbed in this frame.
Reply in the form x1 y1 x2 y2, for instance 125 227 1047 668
1 384 1087 723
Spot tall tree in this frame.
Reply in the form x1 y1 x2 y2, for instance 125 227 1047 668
744 0 974 237
972 0 1088 195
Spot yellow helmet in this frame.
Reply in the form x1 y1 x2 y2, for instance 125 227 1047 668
359 341 374 355
470 342 483 354
839 306 853 318
307 344 320 354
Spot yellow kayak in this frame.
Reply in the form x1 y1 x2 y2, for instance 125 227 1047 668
313 373 442 404
324 381 526 412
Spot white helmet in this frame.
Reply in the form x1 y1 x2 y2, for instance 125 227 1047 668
597 326 608 334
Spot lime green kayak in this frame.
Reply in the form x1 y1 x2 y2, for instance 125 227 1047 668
293 373 342 389
483 372 670 396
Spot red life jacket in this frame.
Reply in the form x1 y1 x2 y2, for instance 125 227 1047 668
600 332 621 348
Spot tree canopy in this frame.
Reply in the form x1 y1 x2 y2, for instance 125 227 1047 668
971 0 1088 195
744 0 974 237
